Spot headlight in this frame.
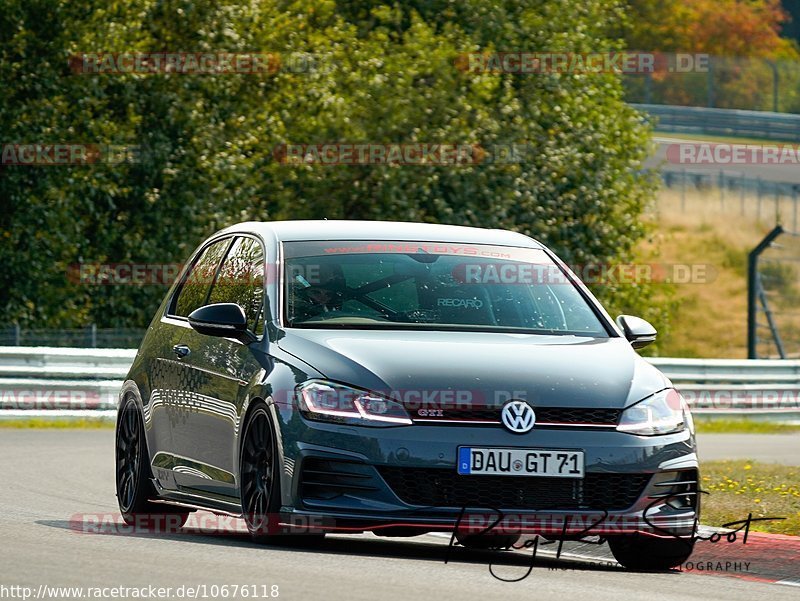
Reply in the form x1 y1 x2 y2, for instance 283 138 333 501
297 380 412 427
617 389 692 436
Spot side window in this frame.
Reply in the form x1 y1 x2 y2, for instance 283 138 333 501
172 238 231 317
207 236 266 335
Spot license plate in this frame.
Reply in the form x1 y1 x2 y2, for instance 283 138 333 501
457 447 584 477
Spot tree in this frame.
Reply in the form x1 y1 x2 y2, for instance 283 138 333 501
624 0 800 110
627 0 796 58
1 0 661 348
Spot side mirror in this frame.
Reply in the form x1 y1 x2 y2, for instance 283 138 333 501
616 315 657 349
188 303 257 344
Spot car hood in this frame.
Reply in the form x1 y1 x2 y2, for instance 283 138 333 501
276 329 670 409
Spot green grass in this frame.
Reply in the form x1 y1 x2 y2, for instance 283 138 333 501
694 419 800 434
0 418 114 428
701 460 800 535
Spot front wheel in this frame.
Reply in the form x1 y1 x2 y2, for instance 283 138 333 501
239 403 324 544
240 403 280 541
608 535 694 571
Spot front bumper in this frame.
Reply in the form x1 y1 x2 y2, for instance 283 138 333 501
276 416 700 538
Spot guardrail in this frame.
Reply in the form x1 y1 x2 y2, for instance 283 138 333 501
1 348 798 422
649 357 800 422
0 348 135 422
633 103 800 142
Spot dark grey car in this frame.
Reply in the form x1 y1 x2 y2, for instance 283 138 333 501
116 220 699 570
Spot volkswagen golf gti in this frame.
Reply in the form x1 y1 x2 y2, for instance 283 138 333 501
116 220 699 570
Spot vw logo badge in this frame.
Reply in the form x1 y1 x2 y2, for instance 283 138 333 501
501 400 536 433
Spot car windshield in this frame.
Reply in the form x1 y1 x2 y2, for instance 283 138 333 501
282 241 609 336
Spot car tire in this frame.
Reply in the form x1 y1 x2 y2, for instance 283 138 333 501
115 396 189 530
239 402 325 544
608 535 695 571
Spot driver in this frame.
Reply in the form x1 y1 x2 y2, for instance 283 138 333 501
291 263 347 320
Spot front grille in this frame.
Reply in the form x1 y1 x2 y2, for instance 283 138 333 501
535 407 621 425
378 467 650 510
299 458 380 501
412 406 621 427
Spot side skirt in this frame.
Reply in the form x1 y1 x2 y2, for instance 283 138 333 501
150 478 242 516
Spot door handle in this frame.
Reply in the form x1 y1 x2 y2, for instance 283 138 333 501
172 344 191 359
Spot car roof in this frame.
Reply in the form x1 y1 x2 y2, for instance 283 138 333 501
217 220 544 249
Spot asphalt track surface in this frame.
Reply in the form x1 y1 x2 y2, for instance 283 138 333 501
696 433 800 465
1 429 798 601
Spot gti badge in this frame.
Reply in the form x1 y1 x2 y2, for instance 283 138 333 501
501 400 535 433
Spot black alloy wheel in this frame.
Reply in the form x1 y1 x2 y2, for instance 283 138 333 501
241 404 280 540
240 403 324 544
116 396 189 529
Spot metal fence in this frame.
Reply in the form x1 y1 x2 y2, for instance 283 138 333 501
624 55 800 114
0 325 145 349
659 169 800 229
